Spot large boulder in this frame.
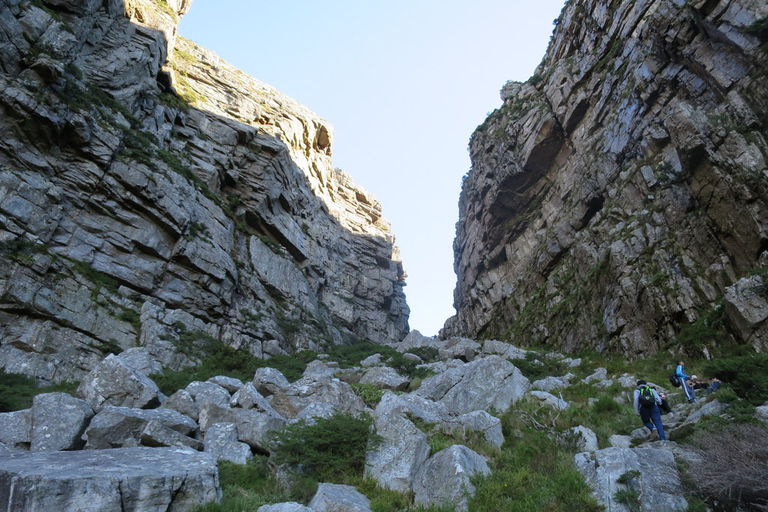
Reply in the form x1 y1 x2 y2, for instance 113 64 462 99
0 409 31 450
253 367 291 397
83 406 199 450
359 366 409 391
269 375 366 420
441 410 504 449
366 393 430 492
186 381 232 407
198 403 286 451
575 446 688 511
412 445 491 512
415 355 530 414
308 483 372 512
76 354 164 411
30 392 94 451
203 422 253 465
0 447 220 511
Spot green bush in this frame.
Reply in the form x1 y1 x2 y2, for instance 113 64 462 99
702 353 768 405
268 412 379 482
351 382 385 408
509 352 567 381
151 342 312 395
0 371 79 412
469 428 602 511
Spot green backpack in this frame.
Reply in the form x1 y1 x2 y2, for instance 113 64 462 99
638 385 656 407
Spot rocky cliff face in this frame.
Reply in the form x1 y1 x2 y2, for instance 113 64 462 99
445 0 768 355
0 0 409 383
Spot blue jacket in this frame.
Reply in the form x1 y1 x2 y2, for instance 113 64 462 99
676 364 689 380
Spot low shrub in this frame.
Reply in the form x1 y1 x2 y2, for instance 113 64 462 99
268 412 379 482
702 353 768 405
509 352 567 381
687 423 768 511
0 371 79 412
191 457 306 512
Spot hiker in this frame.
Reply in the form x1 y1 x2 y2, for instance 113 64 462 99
633 380 666 441
705 377 722 395
676 360 696 403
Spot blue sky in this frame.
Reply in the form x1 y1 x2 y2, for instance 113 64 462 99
179 1 566 336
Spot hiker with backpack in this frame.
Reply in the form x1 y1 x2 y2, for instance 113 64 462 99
633 380 666 441
676 360 697 403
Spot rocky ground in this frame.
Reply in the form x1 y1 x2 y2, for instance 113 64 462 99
2 330 766 511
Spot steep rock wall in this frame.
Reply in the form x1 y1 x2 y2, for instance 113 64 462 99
0 0 409 383
446 0 768 356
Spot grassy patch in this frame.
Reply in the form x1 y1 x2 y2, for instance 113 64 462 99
0 371 79 412
191 457 306 512
469 428 602 512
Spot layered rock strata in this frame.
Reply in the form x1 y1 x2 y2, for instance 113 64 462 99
0 0 408 383
446 0 768 355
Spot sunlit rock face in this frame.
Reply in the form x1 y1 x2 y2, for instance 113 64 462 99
445 0 768 356
0 0 408 382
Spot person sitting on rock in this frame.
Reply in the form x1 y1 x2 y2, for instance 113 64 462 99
633 380 667 441
705 377 722 395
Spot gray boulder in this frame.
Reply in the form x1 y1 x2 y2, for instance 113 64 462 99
253 367 291 396
198 403 286 451
161 389 200 420
30 392 94 451
438 336 481 361
564 426 599 453
0 447 220 511
757 403 768 422
532 373 574 392
575 446 688 511
116 347 163 377
83 406 199 450
359 366 409 391
360 353 382 367
395 330 443 353
0 409 31 450
186 381 232 407
528 390 569 410
76 354 164 411
415 355 530 414
208 375 244 393
680 399 729 427
269 375 366 420
204 422 253 465
308 483 372 512
413 445 491 512
441 410 504 449
231 382 280 414
583 368 608 384
366 393 430 492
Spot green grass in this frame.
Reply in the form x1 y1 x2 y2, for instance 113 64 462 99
191 458 311 512
0 371 79 412
469 428 602 512
151 335 315 395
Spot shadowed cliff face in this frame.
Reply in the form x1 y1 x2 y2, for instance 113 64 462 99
446 0 768 356
0 0 408 383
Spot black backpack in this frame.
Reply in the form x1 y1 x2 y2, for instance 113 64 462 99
638 385 656 407
669 373 680 387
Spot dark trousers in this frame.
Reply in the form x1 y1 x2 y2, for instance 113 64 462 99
639 404 666 441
